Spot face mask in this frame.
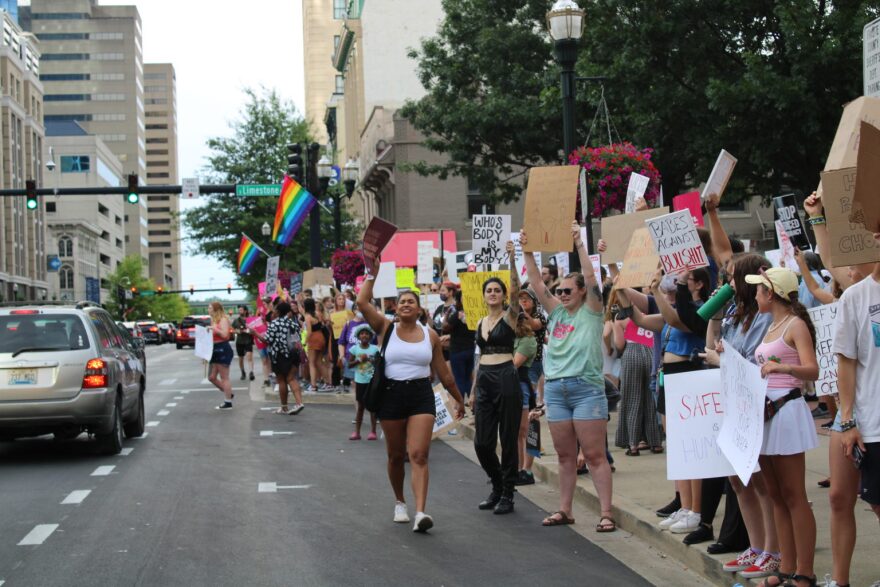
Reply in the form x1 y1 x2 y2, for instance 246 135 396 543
439 293 448 302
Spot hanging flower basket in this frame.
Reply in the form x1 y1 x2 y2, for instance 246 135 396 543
569 142 661 218
331 245 364 286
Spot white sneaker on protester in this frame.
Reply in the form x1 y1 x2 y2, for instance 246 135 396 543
393 502 409 523
658 508 686 530
670 510 701 534
413 512 433 533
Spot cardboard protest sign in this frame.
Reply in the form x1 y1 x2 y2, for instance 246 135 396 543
774 221 800 274
362 216 398 274
432 385 457 438
700 149 738 201
673 191 704 227
421 294 443 317
521 166 580 252
820 168 880 267
772 194 811 251
589 253 602 287
600 208 668 263
718 345 766 486
624 320 654 347
472 214 511 266
615 227 660 289
395 268 418 292
823 96 880 171
553 252 570 277
264 256 280 295
664 369 735 480
303 268 334 290
511 233 541 281
625 172 650 213
644 210 709 275
372 261 398 298
854 121 880 233
459 271 511 330
808 302 839 396
417 241 434 284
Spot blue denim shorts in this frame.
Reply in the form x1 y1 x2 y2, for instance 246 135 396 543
829 411 842 433
519 380 532 409
544 376 608 422
528 359 543 386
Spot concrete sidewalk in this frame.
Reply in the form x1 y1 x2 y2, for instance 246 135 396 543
261 382 879 586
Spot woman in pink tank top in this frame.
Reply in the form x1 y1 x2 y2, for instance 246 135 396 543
744 267 819 587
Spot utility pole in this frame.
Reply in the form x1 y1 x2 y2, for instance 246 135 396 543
307 142 321 268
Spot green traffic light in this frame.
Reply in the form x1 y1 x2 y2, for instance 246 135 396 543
26 197 38 210
127 192 139 204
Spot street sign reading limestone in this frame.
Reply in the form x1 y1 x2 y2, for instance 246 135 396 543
235 184 282 197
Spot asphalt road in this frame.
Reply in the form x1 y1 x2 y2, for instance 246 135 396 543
0 345 651 587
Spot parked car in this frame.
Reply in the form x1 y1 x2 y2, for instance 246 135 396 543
0 303 146 454
175 315 210 349
137 320 161 345
157 322 176 344
121 321 143 341
116 321 147 372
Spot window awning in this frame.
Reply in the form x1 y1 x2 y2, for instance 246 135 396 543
380 230 457 267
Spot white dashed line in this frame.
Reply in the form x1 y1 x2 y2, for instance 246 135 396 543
260 430 296 437
157 410 170 416
181 390 190 395
159 378 178 386
119 447 134 456
173 396 184 400
146 421 160 427
61 490 91 505
165 402 177 407
258 482 312 493
18 524 59 546
91 465 115 477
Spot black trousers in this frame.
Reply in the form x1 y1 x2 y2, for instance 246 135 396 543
701 477 749 550
474 361 521 496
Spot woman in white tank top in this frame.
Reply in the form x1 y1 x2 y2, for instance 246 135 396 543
357 264 465 534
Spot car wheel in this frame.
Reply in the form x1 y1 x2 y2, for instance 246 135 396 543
123 388 145 438
96 395 124 455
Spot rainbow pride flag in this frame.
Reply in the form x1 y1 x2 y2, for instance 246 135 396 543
237 235 262 275
272 176 316 247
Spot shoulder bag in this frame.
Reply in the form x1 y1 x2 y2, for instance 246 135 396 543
363 322 394 413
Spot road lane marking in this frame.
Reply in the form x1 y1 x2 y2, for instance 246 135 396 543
165 403 177 407
181 390 191 394
61 490 91 505
119 448 134 456
259 431 296 437
157 410 170 416
200 378 210 385
173 396 184 400
18 524 59 545
91 465 115 476
159 378 178 386
258 482 312 493
146 421 160 427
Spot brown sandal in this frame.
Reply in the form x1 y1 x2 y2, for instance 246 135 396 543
542 511 575 526
596 516 617 532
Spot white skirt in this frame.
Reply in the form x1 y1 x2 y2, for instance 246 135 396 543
761 396 818 456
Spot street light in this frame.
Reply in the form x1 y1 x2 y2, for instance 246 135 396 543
317 154 342 249
261 222 271 237
343 158 358 199
547 0 592 256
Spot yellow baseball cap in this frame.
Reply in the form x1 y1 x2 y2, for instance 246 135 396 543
744 267 799 299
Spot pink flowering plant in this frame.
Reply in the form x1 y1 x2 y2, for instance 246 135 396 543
569 142 662 218
331 245 364 286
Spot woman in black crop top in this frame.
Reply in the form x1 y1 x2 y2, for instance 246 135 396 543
471 241 523 515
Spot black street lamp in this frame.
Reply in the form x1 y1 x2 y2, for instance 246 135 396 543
547 0 593 254
307 142 322 268
317 154 336 247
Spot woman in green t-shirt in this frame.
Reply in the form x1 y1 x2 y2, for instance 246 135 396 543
521 221 615 533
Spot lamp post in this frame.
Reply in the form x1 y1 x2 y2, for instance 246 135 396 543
261 221 271 238
342 157 359 247
317 154 337 248
547 0 592 255
307 142 322 268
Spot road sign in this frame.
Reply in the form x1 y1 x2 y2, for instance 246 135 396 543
235 184 282 197
866 17 880 97
182 177 200 199
47 255 61 272
329 165 341 187
85 277 100 304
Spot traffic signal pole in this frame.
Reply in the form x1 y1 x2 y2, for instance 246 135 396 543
307 142 321 269
0 184 237 197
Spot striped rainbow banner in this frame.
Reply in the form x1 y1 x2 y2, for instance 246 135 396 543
237 235 261 275
272 175 316 247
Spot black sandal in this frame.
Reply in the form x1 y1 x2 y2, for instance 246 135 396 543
625 448 640 456
783 575 817 587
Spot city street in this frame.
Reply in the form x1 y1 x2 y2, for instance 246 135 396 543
0 345 652 587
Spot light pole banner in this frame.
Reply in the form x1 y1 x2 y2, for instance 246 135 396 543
718 344 767 486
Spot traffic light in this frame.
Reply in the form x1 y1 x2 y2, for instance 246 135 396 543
25 180 37 210
227 284 232 294
126 174 139 204
156 286 164 295
287 143 303 184
130 286 139 297
189 285 194 295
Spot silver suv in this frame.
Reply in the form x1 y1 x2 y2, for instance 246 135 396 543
0 303 146 454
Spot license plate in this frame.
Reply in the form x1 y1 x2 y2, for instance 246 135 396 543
8 369 37 385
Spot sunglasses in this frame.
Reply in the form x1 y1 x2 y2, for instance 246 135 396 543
556 287 574 296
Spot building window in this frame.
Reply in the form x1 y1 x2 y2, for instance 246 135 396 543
38 33 89 40
147 173 170 179
146 149 169 155
146 111 168 118
333 0 347 18
144 85 167 93
467 195 495 217
144 72 166 80
146 98 167 105
46 202 57 213
145 124 168 130
94 73 124 81
334 35 341 51
42 53 89 61
58 236 73 257
335 74 345 94
45 94 91 101
149 195 170 201
59 265 74 289
60 155 90 172
147 161 169 168
32 13 89 20
98 204 109 216
40 73 90 81
94 53 124 61
149 230 171 236
45 114 92 122
146 138 168 144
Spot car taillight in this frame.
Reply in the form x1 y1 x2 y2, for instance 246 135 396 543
150 326 158 332
10 309 40 315
82 358 108 389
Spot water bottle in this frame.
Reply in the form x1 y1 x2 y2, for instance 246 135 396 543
697 283 734 321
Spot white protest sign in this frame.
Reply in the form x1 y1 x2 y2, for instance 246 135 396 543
579 168 588 224
590 254 602 286
645 210 709 275
417 241 434 284
764 248 782 269
664 369 735 480
422 293 443 317
264 256 280 295
554 252 570 277
511 233 541 281
472 214 511 266
774 221 801 274
373 261 398 298
808 302 839 396
432 385 456 437
625 172 650 213
194 325 213 361
700 149 738 201
718 344 766 486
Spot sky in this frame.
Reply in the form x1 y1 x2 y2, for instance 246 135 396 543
58 0 307 300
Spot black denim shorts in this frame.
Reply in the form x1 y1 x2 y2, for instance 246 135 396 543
377 378 436 421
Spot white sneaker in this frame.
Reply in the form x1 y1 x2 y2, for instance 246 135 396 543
393 502 409 523
670 510 701 534
658 508 686 530
413 512 433 533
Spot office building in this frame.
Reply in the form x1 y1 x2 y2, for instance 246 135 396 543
302 0 341 146
0 8 49 301
21 0 149 274
143 62 179 288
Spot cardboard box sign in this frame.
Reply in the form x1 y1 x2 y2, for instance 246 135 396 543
600 208 668 264
823 96 880 171
521 166 581 253
772 194 811 251
854 121 880 233
303 268 334 290
820 168 880 267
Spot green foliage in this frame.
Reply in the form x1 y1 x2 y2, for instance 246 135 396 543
183 87 359 295
402 0 879 204
103 256 189 322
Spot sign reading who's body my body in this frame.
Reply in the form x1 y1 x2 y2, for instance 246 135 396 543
472 214 511 266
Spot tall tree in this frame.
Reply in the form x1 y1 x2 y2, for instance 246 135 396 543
104 256 189 322
183 88 357 294
401 0 879 204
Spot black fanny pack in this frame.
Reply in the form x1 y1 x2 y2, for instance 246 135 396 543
764 388 801 421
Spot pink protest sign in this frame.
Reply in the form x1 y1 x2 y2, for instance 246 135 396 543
624 320 654 347
246 316 267 350
258 281 267 297
673 191 704 227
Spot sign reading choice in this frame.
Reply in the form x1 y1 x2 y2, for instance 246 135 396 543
808 302 839 396
645 210 708 275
